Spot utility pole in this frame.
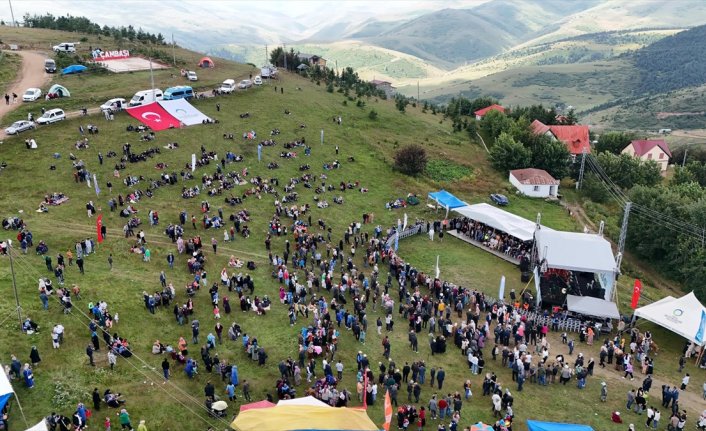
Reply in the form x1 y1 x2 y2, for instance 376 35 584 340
576 148 587 190
283 44 287 70
8 0 16 27
616 202 632 273
682 147 688 167
265 44 268 65
149 57 155 98
417 81 420 108
7 241 22 330
172 33 176 66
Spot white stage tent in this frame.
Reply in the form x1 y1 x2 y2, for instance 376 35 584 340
453 203 552 242
566 295 620 319
535 229 617 301
634 292 706 345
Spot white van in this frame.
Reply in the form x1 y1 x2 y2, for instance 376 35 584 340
53 42 76 53
37 108 66 125
128 89 163 107
220 79 236 94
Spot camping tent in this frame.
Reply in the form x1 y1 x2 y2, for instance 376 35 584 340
535 229 617 300
0 363 13 414
62 64 87 75
527 420 594 431
47 84 70 97
198 57 214 68
452 203 552 242
231 404 379 431
566 294 620 319
428 190 467 218
634 292 706 345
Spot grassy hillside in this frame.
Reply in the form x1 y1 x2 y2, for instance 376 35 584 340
0 51 21 93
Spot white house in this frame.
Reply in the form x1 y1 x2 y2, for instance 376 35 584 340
621 139 671 173
509 168 560 198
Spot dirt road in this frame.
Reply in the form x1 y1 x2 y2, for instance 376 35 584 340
0 50 51 121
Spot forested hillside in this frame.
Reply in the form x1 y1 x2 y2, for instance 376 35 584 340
633 24 706 94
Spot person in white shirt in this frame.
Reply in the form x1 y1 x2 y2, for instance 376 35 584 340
681 373 690 390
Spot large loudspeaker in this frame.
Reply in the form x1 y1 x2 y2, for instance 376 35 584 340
521 271 531 283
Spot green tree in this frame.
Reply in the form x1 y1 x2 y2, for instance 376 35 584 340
489 132 532 174
394 145 428 176
595 131 637 155
531 138 570 179
581 172 609 203
670 166 697 186
595 152 662 189
480 110 513 140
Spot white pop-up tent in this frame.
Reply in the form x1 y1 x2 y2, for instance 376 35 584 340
25 420 49 431
566 295 620 319
0 363 28 427
634 292 706 345
453 203 552 242
535 229 617 300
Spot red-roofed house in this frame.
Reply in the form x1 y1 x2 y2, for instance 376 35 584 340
622 139 672 172
474 104 506 121
530 120 591 156
509 168 560 198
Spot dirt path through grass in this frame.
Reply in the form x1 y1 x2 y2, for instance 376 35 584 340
0 50 52 122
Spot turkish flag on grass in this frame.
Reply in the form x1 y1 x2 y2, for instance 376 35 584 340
126 101 180 131
631 279 642 309
96 214 104 243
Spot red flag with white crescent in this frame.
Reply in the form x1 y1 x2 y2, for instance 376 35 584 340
382 389 392 431
126 102 180 131
96 214 104 243
630 279 642 309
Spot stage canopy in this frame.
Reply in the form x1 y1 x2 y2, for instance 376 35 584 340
453 203 552 242
0 362 13 413
428 190 467 217
535 229 617 300
634 292 706 345
231 404 379 431
527 420 594 431
566 295 620 319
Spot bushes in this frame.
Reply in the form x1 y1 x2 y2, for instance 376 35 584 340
425 160 472 182
394 145 428 176
489 133 531 173
368 109 378 120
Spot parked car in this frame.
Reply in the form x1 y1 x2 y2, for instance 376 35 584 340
220 79 236 94
186 71 198 81
5 120 36 135
100 98 126 112
253 76 262 85
490 193 509 206
23 88 42 102
36 108 66 125
44 59 57 73
53 42 76 53
238 79 253 89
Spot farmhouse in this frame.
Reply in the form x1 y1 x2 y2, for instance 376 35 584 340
531 120 591 156
474 104 505 121
370 79 397 98
509 168 560 198
622 139 671 172
298 53 327 68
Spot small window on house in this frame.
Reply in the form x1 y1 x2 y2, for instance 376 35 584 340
660 153 665 159
533 186 539 191
647 153 652 159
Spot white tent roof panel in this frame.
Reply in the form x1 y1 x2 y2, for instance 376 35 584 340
453 203 552 242
634 292 706 345
277 395 329 407
566 295 620 319
535 229 616 273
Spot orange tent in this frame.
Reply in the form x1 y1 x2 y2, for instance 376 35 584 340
198 57 215 68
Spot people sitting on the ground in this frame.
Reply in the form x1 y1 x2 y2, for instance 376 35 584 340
44 192 69 206
385 198 407 209
280 152 296 159
239 112 250 118
35 240 49 255
267 162 279 170
317 200 329 209
22 317 39 333
333 196 344 204
103 389 126 408
229 256 244 268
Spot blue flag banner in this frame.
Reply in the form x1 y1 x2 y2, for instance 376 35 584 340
257 144 262 162
696 309 706 344
394 231 399 252
93 174 100 196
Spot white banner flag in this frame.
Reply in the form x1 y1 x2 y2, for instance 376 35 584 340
403 213 408 232
499 275 506 300
191 153 196 172
435 255 440 279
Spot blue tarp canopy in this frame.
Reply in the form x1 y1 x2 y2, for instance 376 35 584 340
62 64 87 75
527 420 594 431
428 190 467 210
0 362 14 413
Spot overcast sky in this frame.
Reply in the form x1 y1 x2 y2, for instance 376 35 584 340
2 1 482 43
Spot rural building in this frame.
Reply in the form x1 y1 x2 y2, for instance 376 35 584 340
474 104 506 121
370 79 397 98
622 139 672 172
509 168 560 198
531 120 591 156
298 53 327 68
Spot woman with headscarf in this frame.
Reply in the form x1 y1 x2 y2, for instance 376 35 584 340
29 346 41 366
23 363 35 388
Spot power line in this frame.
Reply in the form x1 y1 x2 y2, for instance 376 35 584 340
8 249 232 429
